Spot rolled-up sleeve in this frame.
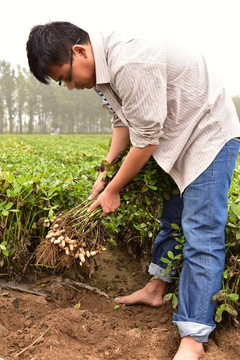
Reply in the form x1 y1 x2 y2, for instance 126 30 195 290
110 114 126 127
113 63 167 147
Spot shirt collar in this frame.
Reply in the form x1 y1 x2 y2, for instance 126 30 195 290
89 31 111 85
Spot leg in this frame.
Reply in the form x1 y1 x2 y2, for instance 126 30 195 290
115 191 183 306
150 191 183 281
173 139 240 359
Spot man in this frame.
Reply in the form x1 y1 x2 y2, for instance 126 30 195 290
27 21 240 360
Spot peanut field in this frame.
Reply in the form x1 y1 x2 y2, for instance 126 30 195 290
0 134 239 324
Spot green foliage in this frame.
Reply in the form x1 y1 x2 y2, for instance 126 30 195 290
164 292 179 309
0 134 110 270
217 155 240 323
98 151 176 260
0 134 239 324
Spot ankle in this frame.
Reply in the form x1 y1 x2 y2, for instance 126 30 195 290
181 336 204 355
145 278 167 294
173 337 204 360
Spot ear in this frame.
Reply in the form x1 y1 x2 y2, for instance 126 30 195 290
72 45 88 58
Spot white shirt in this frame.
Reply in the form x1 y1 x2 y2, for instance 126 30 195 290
91 31 240 193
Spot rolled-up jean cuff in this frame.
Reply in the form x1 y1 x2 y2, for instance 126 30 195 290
173 320 216 343
148 262 175 283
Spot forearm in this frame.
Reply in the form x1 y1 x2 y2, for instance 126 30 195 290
106 126 130 163
87 143 157 216
88 126 130 200
105 144 157 194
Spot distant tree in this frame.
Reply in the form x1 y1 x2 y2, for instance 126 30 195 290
0 60 114 134
37 82 58 133
25 72 39 133
0 61 16 133
0 80 4 133
16 66 27 133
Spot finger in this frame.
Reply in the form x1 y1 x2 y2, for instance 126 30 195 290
102 210 110 218
88 187 102 201
102 207 116 218
87 200 100 213
88 191 96 201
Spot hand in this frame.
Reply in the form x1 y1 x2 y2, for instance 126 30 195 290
87 188 120 217
88 172 107 200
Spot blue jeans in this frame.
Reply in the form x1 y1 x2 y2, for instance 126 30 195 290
149 138 240 342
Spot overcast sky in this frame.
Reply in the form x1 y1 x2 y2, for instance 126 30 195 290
1 0 239 96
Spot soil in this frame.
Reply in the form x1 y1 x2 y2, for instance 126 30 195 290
0 243 239 360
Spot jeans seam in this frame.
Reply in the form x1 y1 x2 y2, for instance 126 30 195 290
203 161 216 322
227 141 231 173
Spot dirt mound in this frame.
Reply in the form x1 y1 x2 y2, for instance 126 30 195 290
0 244 239 360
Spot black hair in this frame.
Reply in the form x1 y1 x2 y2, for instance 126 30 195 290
26 21 90 84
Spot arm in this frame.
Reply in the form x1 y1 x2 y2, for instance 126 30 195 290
88 143 157 216
106 126 130 163
88 126 130 200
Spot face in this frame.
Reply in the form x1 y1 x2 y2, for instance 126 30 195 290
48 43 96 90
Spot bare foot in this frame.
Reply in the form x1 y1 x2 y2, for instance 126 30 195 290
173 336 204 360
114 278 167 307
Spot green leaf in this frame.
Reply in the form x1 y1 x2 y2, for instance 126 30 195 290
227 293 239 302
6 201 13 210
167 251 174 259
215 303 238 323
231 202 240 218
163 293 173 301
2 249 8 257
222 271 228 279
74 302 81 309
225 304 238 316
172 294 178 308
163 192 170 200
171 223 180 230
6 189 18 197
114 304 120 310
148 185 157 190
215 304 225 322
1 210 9 217
109 238 117 246
160 257 170 264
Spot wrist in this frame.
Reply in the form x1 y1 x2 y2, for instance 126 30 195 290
104 183 120 196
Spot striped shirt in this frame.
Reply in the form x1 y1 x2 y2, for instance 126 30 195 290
90 31 240 193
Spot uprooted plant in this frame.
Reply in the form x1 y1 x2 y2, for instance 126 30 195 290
35 199 109 269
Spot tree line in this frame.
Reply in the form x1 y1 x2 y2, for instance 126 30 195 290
0 60 239 134
0 60 112 134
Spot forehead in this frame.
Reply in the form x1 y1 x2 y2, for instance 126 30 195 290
48 63 70 82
